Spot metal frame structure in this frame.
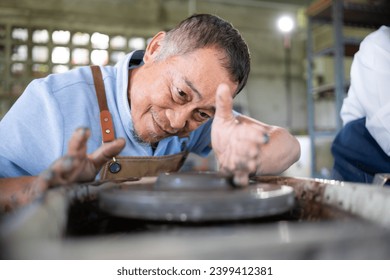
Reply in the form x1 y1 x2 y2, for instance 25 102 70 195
305 0 390 178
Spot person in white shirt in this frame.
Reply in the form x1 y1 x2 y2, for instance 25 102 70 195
331 25 390 183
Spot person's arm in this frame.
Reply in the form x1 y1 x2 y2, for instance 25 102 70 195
0 176 43 212
211 84 301 186
0 127 125 213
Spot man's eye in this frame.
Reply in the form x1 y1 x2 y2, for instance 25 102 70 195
177 89 186 98
198 111 210 119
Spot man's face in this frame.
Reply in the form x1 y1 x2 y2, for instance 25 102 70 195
129 47 237 143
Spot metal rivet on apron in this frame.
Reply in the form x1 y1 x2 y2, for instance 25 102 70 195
109 157 121 173
105 129 111 134
103 117 108 122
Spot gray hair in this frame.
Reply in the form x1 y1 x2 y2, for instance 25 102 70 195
156 14 250 95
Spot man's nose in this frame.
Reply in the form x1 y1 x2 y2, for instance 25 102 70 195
165 109 188 130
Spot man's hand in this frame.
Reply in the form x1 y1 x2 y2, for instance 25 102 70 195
36 127 126 186
211 84 269 187
0 127 126 213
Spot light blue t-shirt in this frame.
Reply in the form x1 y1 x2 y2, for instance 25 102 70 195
0 51 212 177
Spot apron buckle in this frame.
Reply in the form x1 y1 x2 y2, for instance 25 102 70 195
109 157 121 174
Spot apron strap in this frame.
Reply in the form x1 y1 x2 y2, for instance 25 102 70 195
90 60 188 179
90 65 115 143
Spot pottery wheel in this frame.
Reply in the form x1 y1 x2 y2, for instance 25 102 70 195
98 172 296 222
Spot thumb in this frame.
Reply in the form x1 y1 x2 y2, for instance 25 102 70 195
90 138 126 168
214 84 234 121
233 171 250 187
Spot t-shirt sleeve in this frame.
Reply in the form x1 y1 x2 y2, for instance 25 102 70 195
341 26 390 156
0 78 65 177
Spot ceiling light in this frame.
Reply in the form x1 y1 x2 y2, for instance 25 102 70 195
277 15 295 33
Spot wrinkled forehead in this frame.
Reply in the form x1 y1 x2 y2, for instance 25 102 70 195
176 48 237 89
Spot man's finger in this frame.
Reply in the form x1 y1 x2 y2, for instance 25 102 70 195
214 83 234 121
233 171 250 187
68 127 91 155
89 138 126 168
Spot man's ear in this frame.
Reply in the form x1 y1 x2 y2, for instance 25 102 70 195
143 31 166 63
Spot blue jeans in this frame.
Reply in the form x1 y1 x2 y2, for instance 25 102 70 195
332 158 373 184
331 117 390 184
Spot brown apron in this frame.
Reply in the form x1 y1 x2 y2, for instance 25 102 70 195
90 65 187 179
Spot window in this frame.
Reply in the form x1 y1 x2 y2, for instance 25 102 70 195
0 22 148 102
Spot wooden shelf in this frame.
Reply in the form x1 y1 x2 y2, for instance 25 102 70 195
307 0 390 28
314 42 359 56
312 82 350 98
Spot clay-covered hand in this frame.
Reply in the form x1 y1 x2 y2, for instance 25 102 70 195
211 84 269 187
0 127 126 212
34 127 126 188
